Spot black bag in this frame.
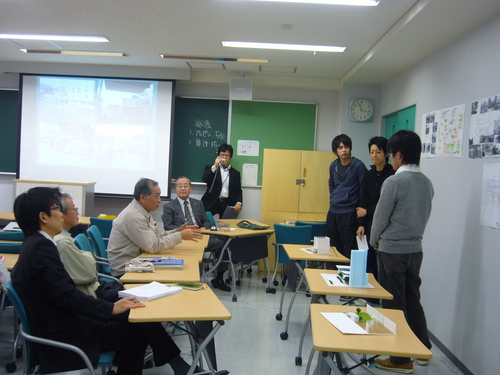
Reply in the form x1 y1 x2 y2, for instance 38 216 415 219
236 220 270 230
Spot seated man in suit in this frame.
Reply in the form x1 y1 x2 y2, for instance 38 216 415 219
11 187 225 375
108 177 203 277
163 177 230 292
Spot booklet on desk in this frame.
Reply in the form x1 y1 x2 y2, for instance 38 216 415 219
118 281 182 301
140 257 184 269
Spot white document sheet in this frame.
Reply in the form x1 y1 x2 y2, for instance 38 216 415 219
118 281 182 301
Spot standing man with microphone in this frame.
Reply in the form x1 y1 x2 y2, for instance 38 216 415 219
201 143 243 218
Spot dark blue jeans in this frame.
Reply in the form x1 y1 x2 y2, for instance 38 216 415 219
377 251 432 364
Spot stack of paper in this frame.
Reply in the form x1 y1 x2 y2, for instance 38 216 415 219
118 281 182 301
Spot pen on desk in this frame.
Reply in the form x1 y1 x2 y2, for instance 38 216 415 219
133 299 140 303
328 279 333 285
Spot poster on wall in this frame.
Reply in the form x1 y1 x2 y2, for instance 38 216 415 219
421 104 464 157
480 164 500 229
469 94 500 159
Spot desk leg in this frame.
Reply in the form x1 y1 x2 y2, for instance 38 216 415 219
195 321 217 370
281 260 309 340
315 352 344 375
186 320 224 375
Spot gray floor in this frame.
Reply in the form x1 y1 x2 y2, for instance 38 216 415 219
0 267 465 375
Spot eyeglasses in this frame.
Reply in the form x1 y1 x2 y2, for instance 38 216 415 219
50 206 61 212
68 207 79 212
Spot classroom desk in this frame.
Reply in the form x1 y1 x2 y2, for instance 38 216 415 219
278 244 350 342
202 219 274 302
120 257 201 284
293 269 393 366
127 284 231 375
0 253 19 270
139 235 209 264
308 303 432 375
0 212 91 226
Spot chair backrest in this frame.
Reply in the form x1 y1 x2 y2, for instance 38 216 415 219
0 231 25 241
4 281 33 367
273 224 312 265
89 218 113 238
74 233 93 252
206 211 216 227
4 281 105 375
0 242 23 254
86 225 107 259
295 221 327 239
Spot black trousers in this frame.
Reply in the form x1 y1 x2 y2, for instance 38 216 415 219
105 312 181 373
377 251 432 364
326 211 358 259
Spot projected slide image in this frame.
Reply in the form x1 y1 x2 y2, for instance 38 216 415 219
20 74 173 196
36 77 157 169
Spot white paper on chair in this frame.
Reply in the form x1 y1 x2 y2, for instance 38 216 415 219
321 273 374 288
118 281 182 301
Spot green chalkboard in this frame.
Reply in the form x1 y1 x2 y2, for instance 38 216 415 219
172 98 229 182
0 90 20 173
230 100 316 185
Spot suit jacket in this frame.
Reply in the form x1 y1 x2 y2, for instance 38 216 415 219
10 232 114 373
163 197 211 230
201 165 243 211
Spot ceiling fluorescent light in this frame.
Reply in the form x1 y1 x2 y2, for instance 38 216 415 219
249 0 379 5
20 49 127 57
160 54 268 63
222 41 345 53
1 34 109 42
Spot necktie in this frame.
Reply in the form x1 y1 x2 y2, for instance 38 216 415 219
184 200 195 225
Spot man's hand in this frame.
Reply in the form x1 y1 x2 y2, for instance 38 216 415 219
356 207 367 218
214 156 222 168
180 226 203 241
233 203 242 212
356 226 365 239
112 296 144 315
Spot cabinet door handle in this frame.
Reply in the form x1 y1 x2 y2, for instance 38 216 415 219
296 179 305 186
303 168 307 177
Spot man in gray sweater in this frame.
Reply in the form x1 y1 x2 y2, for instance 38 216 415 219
370 130 434 374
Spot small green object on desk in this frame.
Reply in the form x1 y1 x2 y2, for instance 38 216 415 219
355 307 373 322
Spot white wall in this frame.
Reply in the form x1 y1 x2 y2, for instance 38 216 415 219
381 14 500 375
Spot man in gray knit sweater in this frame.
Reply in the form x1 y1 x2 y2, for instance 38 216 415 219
371 130 434 374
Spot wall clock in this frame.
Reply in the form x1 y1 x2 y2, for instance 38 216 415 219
349 98 374 122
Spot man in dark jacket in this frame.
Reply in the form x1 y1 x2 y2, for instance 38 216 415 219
327 134 367 259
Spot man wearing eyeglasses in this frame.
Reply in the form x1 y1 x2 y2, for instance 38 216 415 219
201 143 243 218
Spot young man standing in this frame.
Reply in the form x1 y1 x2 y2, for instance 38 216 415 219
327 134 367 259
371 130 434 373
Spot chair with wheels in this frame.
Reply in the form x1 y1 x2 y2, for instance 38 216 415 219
295 221 327 239
4 280 115 375
205 211 216 227
0 243 22 254
86 226 111 275
89 217 113 247
0 231 25 241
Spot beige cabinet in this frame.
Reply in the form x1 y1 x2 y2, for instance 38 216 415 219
260 149 336 269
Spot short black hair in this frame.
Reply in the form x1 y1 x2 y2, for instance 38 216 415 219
368 136 389 162
217 143 233 158
133 178 159 201
13 187 62 237
331 134 352 155
387 130 422 166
